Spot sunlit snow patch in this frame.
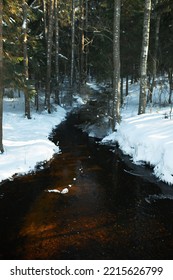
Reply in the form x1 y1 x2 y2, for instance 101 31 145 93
47 189 60 193
145 194 173 204
61 188 69 194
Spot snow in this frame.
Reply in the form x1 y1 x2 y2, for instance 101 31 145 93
73 95 86 105
1 80 173 187
0 92 66 183
102 81 173 185
60 188 69 194
58 53 68 60
86 82 100 91
47 189 60 193
46 187 69 194
22 19 27 30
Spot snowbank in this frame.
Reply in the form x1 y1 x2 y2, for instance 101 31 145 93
102 83 173 185
0 94 66 183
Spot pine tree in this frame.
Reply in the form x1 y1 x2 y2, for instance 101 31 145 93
42 0 48 40
112 0 121 128
138 0 152 114
22 0 31 119
70 0 75 88
152 0 161 90
45 0 54 113
120 0 143 83
55 0 60 104
0 0 3 153
3 0 24 90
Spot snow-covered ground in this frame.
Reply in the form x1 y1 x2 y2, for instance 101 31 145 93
102 81 173 185
1 80 173 186
0 92 66 183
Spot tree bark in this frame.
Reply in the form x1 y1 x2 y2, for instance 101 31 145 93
0 0 4 153
121 76 123 105
153 8 160 84
45 0 54 113
138 0 151 115
126 75 129 96
70 0 75 88
168 68 173 104
112 0 121 128
55 0 60 104
22 1 31 119
42 0 48 40
79 0 85 87
85 0 89 81
150 0 161 101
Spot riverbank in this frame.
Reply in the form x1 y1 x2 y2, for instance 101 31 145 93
102 82 173 185
1 81 173 186
0 92 67 183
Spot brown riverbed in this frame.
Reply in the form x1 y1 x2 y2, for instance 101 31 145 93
0 111 173 259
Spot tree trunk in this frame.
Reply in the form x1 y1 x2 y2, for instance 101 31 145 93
168 68 173 104
85 0 89 81
22 1 31 119
55 0 60 104
121 76 123 105
35 81 39 111
138 0 151 115
126 75 129 96
70 0 75 88
45 0 54 113
112 0 121 129
150 0 161 101
79 0 85 87
0 0 4 153
42 0 47 40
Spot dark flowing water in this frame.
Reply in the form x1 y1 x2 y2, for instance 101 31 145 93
0 110 173 260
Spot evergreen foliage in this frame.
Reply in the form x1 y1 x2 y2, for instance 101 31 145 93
0 0 172 116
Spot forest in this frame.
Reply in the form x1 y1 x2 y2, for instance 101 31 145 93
0 0 173 172
1 0 173 262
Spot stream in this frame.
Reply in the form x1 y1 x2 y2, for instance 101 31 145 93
0 108 173 260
